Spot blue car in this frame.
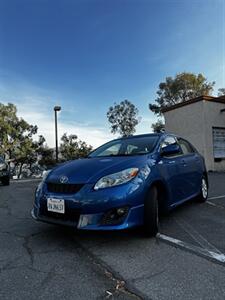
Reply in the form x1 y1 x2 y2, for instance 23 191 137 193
32 133 208 236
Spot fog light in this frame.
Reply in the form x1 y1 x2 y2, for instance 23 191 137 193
117 207 127 216
101 206 129 225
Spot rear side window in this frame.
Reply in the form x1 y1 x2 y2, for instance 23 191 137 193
178 138 195 155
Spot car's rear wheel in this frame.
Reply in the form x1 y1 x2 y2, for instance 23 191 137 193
1 176 10 186
197 176 208 203
143 186 159 237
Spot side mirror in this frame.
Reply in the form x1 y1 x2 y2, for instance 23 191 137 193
161 144 181 156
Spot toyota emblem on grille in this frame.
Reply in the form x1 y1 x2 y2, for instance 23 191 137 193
60 175 69 184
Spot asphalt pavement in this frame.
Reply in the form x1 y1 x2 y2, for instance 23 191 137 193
0 173 225 300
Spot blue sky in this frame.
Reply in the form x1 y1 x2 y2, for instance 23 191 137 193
0 0 224 147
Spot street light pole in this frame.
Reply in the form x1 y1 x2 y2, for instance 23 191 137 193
54 106 61 163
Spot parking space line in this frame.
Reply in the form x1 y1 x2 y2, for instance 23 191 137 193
157 233 225 266
174 217 222 254
206 201 225 210
11 179 41 183
208 195 225 200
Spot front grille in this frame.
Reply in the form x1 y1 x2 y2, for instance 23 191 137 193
39 200 80 223
47 182 84 194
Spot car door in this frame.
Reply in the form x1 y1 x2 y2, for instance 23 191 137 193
158 135 188 206
177 138 202 198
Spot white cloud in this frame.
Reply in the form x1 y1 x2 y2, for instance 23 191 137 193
135 114 158 134
17 104 113 149
1 97 157 148
0 95 113 149
0 75 156 148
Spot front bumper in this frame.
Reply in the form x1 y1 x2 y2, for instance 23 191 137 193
31 203 144 230
0 170 9 178
32 179 147 230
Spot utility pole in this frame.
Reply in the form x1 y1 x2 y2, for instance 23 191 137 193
54 106 61 163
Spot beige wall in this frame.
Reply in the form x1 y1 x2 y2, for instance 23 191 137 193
164 100 225 171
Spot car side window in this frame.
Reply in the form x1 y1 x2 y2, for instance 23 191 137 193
98 143 121 156
178 138 194 155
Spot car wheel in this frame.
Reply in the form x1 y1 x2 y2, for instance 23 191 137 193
197 176 208 203
144 186 159 237
2 176 10 186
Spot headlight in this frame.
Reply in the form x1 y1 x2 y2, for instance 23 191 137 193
36 170 51 193
94 168 139 190
42 170 51 181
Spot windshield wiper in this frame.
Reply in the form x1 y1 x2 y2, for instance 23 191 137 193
89 153 148 158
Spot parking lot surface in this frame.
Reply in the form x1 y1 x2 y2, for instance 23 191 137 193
0 173 225 299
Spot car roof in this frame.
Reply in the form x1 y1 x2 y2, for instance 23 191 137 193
103 133 181 145
122 133 162 138
109 133 164 142
120 132 178 139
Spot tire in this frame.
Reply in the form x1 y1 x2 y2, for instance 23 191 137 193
196 176 208 203
143 186 159 237
1 176 10 186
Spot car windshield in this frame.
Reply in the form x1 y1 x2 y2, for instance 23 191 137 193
89 135 159 158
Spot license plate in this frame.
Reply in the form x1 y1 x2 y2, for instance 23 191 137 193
47 198 65 214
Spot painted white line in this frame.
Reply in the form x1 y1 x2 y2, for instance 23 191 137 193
11 179 41 183
174 217 222 254
206 201 225 210
208 195 225 200
157 233 225 265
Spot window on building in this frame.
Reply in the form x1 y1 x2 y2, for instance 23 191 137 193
212 127 225 159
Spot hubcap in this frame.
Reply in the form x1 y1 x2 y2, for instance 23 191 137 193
202 178 208 199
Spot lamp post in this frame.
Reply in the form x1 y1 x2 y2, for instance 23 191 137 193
54 106 61 163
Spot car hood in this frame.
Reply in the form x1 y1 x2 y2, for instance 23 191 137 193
47 156 147 184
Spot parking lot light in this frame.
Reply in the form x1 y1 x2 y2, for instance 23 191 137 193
54 106 61 163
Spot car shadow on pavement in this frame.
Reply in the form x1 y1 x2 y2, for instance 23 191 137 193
33 198 202 245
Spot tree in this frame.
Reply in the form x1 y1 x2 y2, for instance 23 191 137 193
107 100 139 137
38 146 55 168
218 88 225 96
149 72 215 131
149 72 215 116
60 133 93 161
151 119 165 133
0 103 46 178
14 135 46 178
0 103 34 158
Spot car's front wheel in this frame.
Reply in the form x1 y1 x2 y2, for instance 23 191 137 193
197 176 208 203
143 186 159 237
